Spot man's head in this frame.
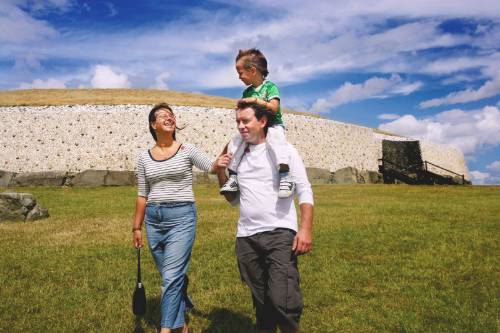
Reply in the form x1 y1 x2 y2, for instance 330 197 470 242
236 101 276 144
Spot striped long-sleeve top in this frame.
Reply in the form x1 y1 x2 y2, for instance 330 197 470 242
137 143 213 203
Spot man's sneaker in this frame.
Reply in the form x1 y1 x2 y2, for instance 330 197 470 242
220 174 239 194
278 172 295 198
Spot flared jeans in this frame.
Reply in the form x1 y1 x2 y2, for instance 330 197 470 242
145 201 197 329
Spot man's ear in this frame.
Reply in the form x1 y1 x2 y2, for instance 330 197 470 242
151 122 157 131
259 115 268 129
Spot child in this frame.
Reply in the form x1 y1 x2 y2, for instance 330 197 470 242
220 48 295 198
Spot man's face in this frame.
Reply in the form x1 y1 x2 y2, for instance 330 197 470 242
236 107 266 144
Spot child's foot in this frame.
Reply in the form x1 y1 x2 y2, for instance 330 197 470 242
220 174 239 194
278 172 295 198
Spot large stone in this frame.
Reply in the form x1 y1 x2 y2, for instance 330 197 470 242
306 167 332 184
71 170 107 186
106 171 136 186
358 170 383 184
332 167 359 184
0 192 49 221
0 170 16 187
10 171 68 186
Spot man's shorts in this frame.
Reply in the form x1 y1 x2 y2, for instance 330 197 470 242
236 228 303 331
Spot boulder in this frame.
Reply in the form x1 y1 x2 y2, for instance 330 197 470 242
332 167 359 184
306 167 332 184
0 192 49 221
71 170 107 186
332 167 383 184
0 170 16 187
10 171 68 186
358 170 383 184
106 171 136 186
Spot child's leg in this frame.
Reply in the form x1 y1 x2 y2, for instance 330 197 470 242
220 133 245 194
266 126 295 198
266 126 289 168
228 133 246 173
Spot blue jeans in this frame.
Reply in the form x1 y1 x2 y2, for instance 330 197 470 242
145 201 197 329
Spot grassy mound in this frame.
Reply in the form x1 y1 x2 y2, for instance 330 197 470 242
0 89 317 118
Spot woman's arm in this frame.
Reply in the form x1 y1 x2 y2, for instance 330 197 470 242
186 144 230 174
132 196 147 248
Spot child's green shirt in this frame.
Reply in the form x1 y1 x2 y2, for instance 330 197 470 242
242 80 283 125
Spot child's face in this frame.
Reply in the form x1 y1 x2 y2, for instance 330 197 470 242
236 59 255 86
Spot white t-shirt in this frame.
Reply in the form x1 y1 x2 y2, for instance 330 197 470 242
232 142 314 237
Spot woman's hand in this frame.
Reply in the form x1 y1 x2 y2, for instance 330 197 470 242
133 229 143 248
211 153 232 173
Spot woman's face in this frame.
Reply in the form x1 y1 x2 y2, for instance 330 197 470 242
152 108 176 134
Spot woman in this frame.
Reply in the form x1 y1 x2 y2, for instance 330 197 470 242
132 102 229 333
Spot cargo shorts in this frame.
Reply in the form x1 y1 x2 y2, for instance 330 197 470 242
236 228 303 331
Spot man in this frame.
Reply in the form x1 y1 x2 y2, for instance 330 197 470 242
217 101 314 333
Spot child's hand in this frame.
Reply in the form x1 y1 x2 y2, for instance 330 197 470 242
239 97 258 104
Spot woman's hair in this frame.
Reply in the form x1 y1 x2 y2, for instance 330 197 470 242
148 102 184 141
236 48 269 78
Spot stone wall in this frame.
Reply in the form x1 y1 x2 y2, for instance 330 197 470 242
0 105 469 180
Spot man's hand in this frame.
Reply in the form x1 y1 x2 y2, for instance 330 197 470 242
292 228 312 255
293 203 313 255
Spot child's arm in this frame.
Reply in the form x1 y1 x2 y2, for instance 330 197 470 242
240 97 279 115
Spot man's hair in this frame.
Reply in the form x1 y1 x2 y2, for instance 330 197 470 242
235 48 269 78
237 101 276 134
148 102 182 141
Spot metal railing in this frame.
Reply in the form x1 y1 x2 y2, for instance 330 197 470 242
378 158 466 185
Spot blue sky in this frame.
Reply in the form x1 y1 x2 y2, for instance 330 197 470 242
1 0 500 184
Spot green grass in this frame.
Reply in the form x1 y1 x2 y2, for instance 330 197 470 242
0 185 499 333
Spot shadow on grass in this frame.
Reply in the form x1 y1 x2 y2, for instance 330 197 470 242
200 308 254 333
132 298 254 333
133 296 161 333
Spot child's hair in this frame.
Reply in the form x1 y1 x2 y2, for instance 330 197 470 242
235 48 269 78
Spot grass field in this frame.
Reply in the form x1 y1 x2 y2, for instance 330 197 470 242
0 184 499 333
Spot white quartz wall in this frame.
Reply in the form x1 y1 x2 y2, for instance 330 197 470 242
0 105 468 179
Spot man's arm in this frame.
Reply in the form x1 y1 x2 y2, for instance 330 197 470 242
292 203 313 255
287 143 314 255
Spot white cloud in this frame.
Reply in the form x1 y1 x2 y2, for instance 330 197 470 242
378 113 401 120
0 2 58 43
104 2 118 17
379 105 500 156
469 170 491 185
153 72 170 90
309 74 422 113
90 65 130 88
19 77 67 89
2 0 500 91
486 161 500 171
420 71 500 108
